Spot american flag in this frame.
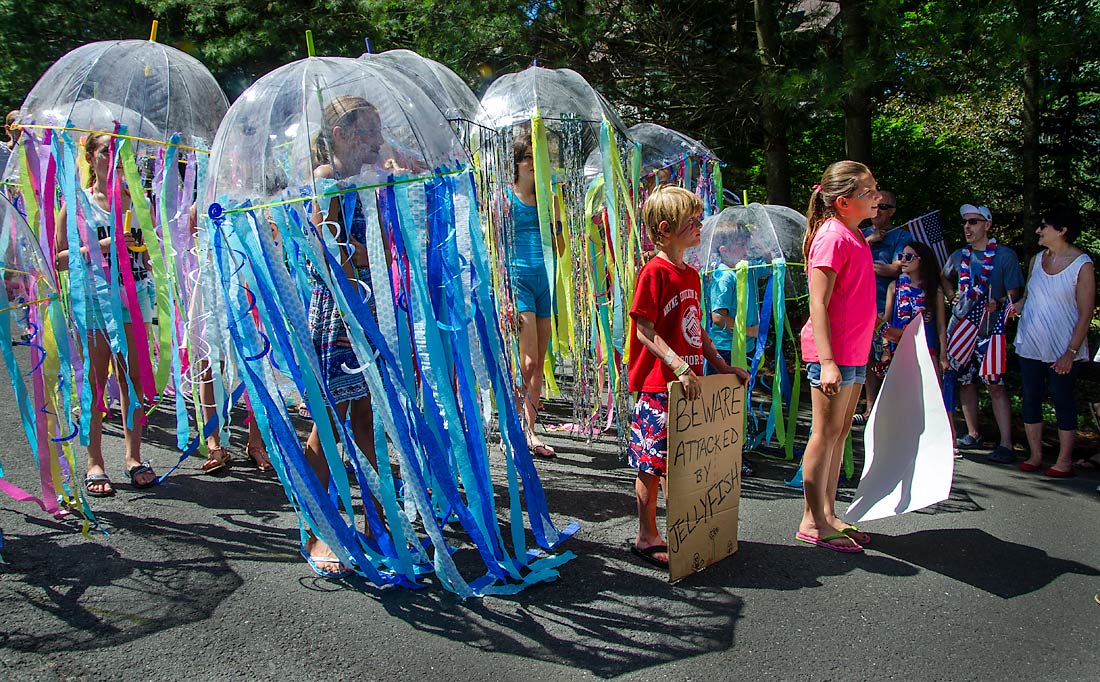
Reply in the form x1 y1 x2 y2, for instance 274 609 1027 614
980 302 1011 380
946 298 986 366
904 210 948 269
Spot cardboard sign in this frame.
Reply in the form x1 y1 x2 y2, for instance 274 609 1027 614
666 373 744 583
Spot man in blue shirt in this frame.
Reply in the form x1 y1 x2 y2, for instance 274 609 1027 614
854 191 909 424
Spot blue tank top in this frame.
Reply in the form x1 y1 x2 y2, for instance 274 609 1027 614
508 187 544 269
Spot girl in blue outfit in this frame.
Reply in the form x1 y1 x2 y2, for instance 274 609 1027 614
507 132 557 458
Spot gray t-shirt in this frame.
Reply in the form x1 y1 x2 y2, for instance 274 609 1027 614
943 242 1025 337
942 242 1025 303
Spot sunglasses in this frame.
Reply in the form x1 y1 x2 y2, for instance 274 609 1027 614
855 188 876 199
876 204 895 210
899 252 920 262
961 218 987 226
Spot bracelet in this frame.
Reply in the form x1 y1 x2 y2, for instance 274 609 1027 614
1068 347 1079 355
674 361 690 376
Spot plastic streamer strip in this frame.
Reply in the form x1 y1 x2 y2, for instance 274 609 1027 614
732 261 749 369
207 170 573 596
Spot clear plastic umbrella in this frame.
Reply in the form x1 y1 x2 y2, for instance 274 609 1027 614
203 55 569 596
696 203 807 297
16 39 227 148
360 49 481 124
478 65 637 443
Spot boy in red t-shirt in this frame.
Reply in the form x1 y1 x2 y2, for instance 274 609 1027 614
627 186 749 569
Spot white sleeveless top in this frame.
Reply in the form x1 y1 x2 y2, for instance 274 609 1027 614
1014 253 1091 362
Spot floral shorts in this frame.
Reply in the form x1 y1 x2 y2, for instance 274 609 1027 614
628 391 669 476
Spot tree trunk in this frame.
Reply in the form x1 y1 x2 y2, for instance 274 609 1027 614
1019 0 1041 229
754 0 792 206
840 0 873 164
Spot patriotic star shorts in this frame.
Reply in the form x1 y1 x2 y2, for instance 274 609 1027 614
628 391 669 476
956 339 1005 386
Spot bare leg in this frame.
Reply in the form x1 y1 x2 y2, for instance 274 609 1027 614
84 331 114 495
1022 422 1044 467
634 470 668 563
1050 429 1076 473
863 362 882 419
987 383 1013 449
116 322 153 485
799 383 861 548
518 312 553 455
959 383 981 440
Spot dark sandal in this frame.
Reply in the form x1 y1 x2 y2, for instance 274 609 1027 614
83 473 116 498
530 444 556 459
200 446 231 474
630 543 669 569
127 461 159 489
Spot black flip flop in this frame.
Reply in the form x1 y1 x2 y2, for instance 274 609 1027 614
127 462 159 489
630 543 669 569
83 473 116 498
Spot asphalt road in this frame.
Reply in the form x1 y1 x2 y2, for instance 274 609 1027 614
1 344 1099 682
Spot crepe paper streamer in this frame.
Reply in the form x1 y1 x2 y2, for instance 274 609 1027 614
305 30 316 58
203 164 575 597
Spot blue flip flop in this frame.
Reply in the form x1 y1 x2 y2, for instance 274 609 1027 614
300 548 353 579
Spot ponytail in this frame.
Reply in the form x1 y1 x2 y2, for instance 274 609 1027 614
803 160 871 256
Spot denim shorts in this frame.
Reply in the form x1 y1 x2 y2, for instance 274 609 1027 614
806 362 867 388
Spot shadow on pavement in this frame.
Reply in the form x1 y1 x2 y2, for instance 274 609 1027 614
872 528 1100 598
0 519 243 653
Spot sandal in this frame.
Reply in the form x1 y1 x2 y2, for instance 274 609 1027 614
200 446 232 474
297 403 312 421
127 461 159 489
1074 454 1100 471
245 444 274 472
530 444 556 459
851 413 867 426
83 472 116 498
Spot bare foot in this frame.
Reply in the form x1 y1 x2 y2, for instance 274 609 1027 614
303 535 347 576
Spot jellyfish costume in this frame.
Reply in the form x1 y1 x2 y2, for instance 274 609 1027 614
479 66 639 444
627 122 723 215
201 56 574 596
2 38 228 520
694 203 808 460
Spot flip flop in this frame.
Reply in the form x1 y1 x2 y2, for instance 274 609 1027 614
1074 456 1100 471
83 473 116 498
851 413 867 426
126 461 159 489
630 543 669 569
795 531 863 553
300 549 352 579
530 444 556 459
840 525 870 545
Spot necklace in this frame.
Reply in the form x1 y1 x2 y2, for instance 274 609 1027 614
959 238 997 301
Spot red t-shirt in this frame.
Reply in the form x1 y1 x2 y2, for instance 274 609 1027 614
628 256 705 392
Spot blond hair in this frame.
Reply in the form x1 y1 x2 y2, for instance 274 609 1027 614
642 185 703 247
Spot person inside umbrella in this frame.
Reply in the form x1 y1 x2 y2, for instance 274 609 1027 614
300 95 388 577
507 127 562 458
54 133 157 496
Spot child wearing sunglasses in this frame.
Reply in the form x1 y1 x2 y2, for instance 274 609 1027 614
880 241 948 374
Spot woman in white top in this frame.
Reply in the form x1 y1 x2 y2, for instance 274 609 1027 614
1014 206 1095 477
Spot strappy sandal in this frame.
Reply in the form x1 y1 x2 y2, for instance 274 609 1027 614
244 444 274 472
200 446 231 474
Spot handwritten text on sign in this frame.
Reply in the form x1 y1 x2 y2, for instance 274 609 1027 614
667 374 744 583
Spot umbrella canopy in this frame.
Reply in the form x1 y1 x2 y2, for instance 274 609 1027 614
695 203 808 296
629 122 718 177
360 49 481 124
479 65 628 158
16 39 227 148
206 56 465 205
